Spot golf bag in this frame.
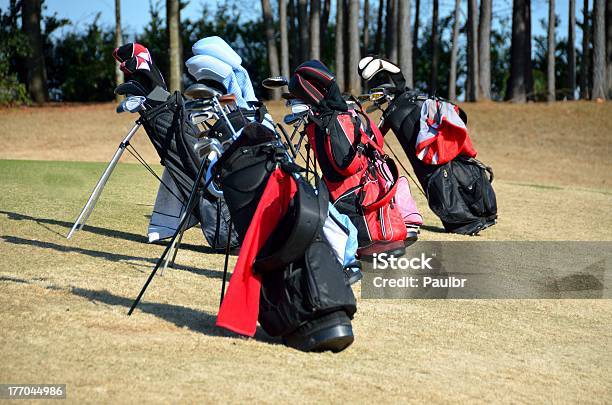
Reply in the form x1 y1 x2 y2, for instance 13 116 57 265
216 122 357 352
289 60 408 254
138 91 239 249
381 91 497 234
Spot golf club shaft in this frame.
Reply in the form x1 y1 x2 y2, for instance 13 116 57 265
213 97 238 139
277 123 297 158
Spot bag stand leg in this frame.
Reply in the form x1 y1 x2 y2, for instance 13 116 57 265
167 229 185 268
219 220 233 306
159 227 185 275
67 122 141 239
128 159 211 315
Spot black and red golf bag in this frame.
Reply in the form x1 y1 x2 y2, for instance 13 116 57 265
289 60 408 255
215 122 357 352
359 57 497 235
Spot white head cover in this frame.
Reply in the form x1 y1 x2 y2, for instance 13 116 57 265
358 56 401 81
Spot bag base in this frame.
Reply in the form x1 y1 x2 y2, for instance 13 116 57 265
283 311 354 353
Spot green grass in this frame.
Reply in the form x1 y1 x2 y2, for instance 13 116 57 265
0 159 162 239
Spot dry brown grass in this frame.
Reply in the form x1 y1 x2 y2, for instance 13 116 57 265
2 100 611 188
0 102 611 403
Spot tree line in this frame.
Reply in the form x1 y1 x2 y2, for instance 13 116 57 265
2 0 611 105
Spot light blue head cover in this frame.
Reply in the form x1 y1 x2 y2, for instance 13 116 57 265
185 54 249 108
191 36 258 104
186 54 232 83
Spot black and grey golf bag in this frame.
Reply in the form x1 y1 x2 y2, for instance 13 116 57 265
138 91 239 249
216 122 357 352
381 91 497 235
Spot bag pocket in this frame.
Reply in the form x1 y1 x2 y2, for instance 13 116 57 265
304 236 357 315
259 264 308 336
453 160 486 217
426 163 478 226
322 113 367 177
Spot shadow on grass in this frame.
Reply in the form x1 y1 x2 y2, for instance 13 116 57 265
0 274 276 344
419 224 447 234
0 210 221 255
71 287 278 343
1 235 227 280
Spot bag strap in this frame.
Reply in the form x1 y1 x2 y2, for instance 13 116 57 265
314 110 366 176
360 158 401 213
465 157 494 183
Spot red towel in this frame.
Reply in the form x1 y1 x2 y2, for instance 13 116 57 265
216 168 298 336
416 99 477 165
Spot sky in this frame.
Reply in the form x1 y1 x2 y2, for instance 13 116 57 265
0 0 587 44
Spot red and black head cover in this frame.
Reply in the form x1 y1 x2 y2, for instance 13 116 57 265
113 43 167 93
289 60 347 111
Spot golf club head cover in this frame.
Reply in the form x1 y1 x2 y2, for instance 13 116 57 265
192 36 242 66
113 42 151 63
113 42 167 92
358 55 406 91
185 54 249 108
288 60 347 111
192 36 258 104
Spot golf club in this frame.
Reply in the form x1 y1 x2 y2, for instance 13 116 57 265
262 76 289 89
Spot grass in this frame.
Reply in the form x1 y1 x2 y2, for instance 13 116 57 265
0 101 612 403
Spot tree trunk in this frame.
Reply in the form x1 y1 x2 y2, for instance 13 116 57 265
363 0 370 55
449 0 460 100
280 0 290 78
547 0 556 102
21 0 47 103
375 0 384 54
568 0 576 99
289 0 299 70
385 0 397 62
430 0 439 95
298 0 310 62
398 0 413 87
115 0 123 102
262 0 281 99
413 0 420 74
592 0 606 99
320 0 331 52
607 0 612 98
343 0 350 87
310 0 321 59
167 0 181 91
478 0 492 100
335 0 345 91
467 0 478 101
580 0 590 99
508 0 532 102
348 0 361 94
